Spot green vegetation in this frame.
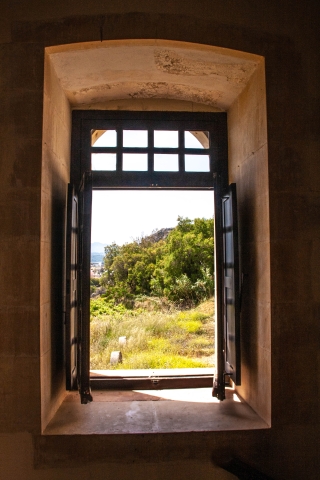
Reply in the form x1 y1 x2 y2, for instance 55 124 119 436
90 217 215 370
90 297 214 369
100 216 214 307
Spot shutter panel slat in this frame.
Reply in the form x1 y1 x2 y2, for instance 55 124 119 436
213 182 240 400
65 185 79 390
78 172 93 403
222 183 241 385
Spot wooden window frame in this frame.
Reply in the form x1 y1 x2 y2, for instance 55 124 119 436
66 111 240 403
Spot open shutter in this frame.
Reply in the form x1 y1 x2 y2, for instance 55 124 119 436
65 185 79 390
66 174 93 403
78 172 93 403
222 184 240 385
213 182 240 399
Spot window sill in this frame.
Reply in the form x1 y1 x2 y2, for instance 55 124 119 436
43 387 269 435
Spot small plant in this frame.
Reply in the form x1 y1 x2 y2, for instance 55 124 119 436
90 277 100 295
119 351 207 369
90 298 130 317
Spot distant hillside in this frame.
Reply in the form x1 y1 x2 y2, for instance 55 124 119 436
144 228 173 243
91 231 172 263
91 242 106 263
91 242 106 253
91 252 104 263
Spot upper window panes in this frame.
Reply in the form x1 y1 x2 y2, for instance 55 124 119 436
91 153 117 170
185 155 210 172
88 122 215 181
91 130 117 147
123 154 148 171
154 131 178 148
154 154 179 172
185 131 209 149
123 130 148 147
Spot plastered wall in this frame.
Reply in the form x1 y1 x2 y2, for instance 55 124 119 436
228 63 270 423
40 53 71 429
0 2 319 479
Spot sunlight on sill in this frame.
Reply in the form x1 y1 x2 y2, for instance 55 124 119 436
43 387 269 435
132 387 220 403
90 367 215 377
233 393 242 402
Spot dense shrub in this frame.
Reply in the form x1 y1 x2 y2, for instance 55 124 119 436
100 217 214 306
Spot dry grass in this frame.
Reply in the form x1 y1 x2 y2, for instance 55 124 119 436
90 297 215 370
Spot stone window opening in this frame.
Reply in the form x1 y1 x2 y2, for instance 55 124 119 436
41 40 270 433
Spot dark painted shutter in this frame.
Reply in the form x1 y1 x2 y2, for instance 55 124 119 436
65 185 79 390
78 172 93 403
213 182 240 399
222 184 240 385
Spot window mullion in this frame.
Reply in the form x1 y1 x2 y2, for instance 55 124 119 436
117 129 122 172
178 130 184 172
148 129 153 172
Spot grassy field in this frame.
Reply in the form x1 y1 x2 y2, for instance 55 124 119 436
90 297 215 370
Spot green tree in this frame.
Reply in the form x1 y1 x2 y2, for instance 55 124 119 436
100 217 214 306
151 217 214 303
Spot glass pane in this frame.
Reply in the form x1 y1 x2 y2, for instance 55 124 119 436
154 130 178 148
123 154 148 171
185 131 209 149
185 155 210 172
91 130 117 147
154 154 179 172
91 153 117 170
123 130 148 147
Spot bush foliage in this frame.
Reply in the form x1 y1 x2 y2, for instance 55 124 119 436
100 216 214 306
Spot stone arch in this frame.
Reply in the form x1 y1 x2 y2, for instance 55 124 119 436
46 39 262 110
